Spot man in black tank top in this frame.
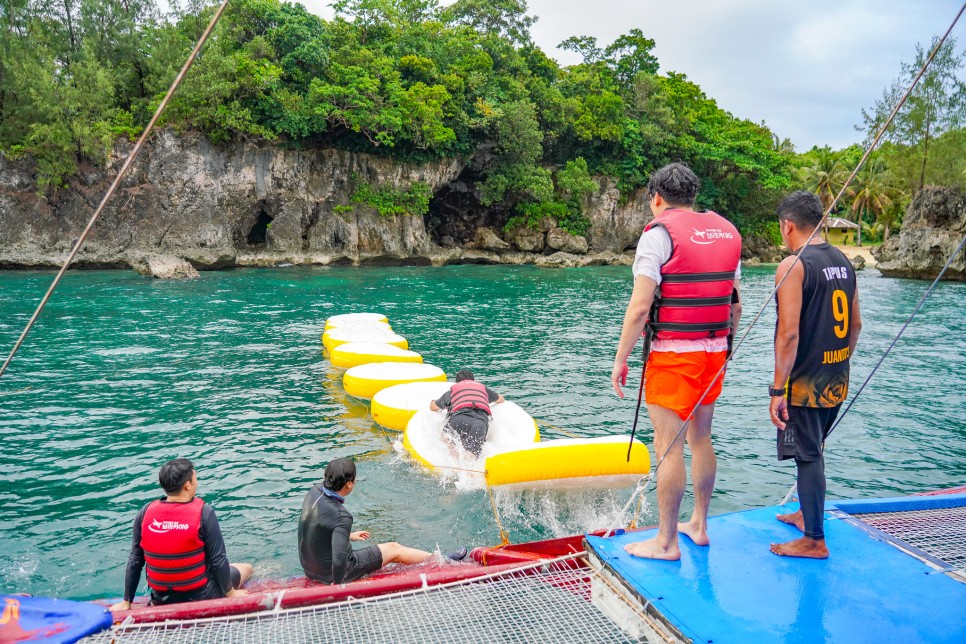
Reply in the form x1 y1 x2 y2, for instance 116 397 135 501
769 191 862 559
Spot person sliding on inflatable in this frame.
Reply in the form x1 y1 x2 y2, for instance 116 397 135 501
110 458 253 611
611 163 742 561
430 369 505 456
298 458 466 585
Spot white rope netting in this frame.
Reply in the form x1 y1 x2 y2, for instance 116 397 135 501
82 555 645 643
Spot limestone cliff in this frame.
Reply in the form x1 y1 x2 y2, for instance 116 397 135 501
0 131 772 272
874 187 965 281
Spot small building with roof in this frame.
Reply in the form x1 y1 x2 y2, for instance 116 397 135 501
824 217 860 244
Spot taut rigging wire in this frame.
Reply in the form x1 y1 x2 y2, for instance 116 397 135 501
0 0 232 380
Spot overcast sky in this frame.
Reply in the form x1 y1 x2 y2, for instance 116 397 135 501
294 0 965 151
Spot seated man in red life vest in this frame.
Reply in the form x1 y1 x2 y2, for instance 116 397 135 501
429 369 505 456
110 459 253 611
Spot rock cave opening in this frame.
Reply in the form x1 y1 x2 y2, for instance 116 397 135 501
247 209 274 246
425 170 507 247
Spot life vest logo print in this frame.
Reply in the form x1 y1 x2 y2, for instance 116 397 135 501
690 227 734 245
148 518 190 533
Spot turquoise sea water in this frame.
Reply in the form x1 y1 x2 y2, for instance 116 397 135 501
0 265 964 600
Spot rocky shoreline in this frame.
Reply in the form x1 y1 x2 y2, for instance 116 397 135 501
0 131 789 277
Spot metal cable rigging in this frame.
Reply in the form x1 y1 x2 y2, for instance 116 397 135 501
0 0 232 380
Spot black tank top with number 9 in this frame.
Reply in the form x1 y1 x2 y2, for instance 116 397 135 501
780 242 857 408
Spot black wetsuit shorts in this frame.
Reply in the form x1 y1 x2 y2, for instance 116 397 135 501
344 545 383 583
778 405 840 462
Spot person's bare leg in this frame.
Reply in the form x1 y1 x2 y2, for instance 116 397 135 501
231 562 254 586
377 542 431 566
770 537 829 558
776 509 805 532
624 404 686 561
679 403 715 546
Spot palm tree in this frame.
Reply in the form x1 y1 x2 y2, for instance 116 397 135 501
804 148 847 240
847 158 893 247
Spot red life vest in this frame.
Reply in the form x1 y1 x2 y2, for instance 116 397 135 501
644 209 742 341
140 497 209 593
449 381 492 415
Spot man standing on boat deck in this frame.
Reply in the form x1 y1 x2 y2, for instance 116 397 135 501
769 191 861 559
299 458 466 584
430 369 505 456
110 458 253 611
611 163 742 561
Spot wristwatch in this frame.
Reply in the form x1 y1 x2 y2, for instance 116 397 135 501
768 386 786 397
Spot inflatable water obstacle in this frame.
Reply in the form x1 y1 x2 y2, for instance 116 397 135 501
403 403 540 474
485 436 650 489
324 312 388 330
343 362 446 400
322 327 408 352
372 381 452 431
330 342 423 370
325 312 652 491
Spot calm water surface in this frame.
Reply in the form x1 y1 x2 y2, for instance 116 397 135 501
0 265 963 599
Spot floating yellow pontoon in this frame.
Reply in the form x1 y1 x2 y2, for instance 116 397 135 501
484 436 650 490
329 342 423 370
325 313 388 330
402 403 539 478
342 362 445 400
322 327 408 352
371 381 452 431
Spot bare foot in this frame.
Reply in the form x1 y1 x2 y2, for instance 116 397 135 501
776 510 805 532
770 537 829 559
624 537 681 561
678 521 710 546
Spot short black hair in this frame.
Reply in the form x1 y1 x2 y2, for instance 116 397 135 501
159 458 194 495
324 457 356 492
455 369 475 382
646 163 701 207
777 190 823 231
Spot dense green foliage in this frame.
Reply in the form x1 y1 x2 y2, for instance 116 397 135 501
2 0 815 235
348 177 432 218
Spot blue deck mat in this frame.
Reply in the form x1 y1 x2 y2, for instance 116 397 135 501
0 595 112 644
587 503 966 644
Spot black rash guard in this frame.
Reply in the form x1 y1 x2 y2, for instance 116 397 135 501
123 498 232 603
298 486 359 584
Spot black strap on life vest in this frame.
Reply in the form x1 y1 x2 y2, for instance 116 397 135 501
648 320 732 334
660 270 736 284
654 295 732 307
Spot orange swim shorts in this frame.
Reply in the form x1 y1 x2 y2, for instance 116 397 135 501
644 350 729 420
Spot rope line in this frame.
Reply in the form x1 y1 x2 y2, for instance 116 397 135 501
486 485 511 545
534 419 580 439
613 2 965 533
0 0 232 380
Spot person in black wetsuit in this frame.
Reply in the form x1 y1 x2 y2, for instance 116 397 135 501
110 459 253 612
430 369 504 456
769 191 862 559
298 458 467 585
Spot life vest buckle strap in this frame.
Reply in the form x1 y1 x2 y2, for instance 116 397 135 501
660 270 736 284
649 320 732 333
654 295 732 307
